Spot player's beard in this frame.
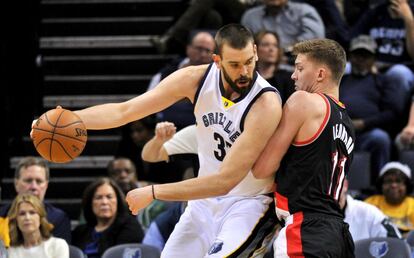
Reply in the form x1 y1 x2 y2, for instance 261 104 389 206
222 66 253 96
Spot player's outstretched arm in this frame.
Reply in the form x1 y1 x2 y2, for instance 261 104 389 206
142 122 177 162
126 91 282 215
252 91 311 179
73 65 207 130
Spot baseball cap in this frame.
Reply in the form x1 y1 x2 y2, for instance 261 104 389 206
379 161 412 179
349 35 377 54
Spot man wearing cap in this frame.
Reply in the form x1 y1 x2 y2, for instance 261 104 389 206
340 35 403 182
365 161 414 234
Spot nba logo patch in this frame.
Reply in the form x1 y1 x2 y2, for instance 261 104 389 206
208 240 224 255
369 241 388 258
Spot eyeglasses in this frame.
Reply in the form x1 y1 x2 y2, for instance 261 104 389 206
191 45 214 55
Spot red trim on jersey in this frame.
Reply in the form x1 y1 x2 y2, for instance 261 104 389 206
287 212 305 258
293 93 331 146
326 94 346 108
276 192 289 211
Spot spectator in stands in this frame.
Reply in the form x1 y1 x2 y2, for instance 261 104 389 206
107 157 171 232
116 116 184 183
339 179 401 242
147 31 215 130
254 30 295 105
0 218 8 249
150 0 257 54
0 157 71 245
241 0 325 61
340 35 402 182
396 97 414 150
142 201 187 252
298 0 348 45
72 178 143 258
365 161 414 234
349 0 414 107
7 194 69 258
107 157 147 195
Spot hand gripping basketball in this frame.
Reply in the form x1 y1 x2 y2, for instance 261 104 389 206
31 107 87 163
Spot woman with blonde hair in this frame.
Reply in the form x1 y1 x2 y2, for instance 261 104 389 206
7 194 69 258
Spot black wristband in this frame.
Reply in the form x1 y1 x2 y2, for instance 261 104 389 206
151 185 157 200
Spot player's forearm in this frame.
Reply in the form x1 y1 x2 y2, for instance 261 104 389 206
152 174 236 201
141 137 168 162
75 102 130 130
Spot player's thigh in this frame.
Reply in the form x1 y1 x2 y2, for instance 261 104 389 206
206 197 275 258
162 201 213 258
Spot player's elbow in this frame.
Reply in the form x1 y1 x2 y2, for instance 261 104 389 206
216 176 239 195
252 163 279 179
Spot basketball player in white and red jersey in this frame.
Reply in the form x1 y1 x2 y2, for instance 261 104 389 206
254 39 356 258
51 24 282 257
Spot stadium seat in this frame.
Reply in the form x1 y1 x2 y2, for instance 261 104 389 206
102 243 161 258
348 151 371 193
69 244 85 258
354 237 411 258
405 230 414 248
399 150 414 175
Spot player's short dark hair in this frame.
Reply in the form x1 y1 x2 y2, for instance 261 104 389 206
215 24 254 56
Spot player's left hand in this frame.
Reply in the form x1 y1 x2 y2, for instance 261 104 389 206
126 186 154 215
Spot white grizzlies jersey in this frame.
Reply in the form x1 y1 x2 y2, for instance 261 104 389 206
194 63 280 197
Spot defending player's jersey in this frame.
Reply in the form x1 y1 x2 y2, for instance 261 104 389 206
194 63 279 197
275 93 356 219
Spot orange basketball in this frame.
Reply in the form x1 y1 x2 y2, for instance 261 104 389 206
32 108 87 163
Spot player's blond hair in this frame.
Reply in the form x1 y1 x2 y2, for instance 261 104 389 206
293 39 346 84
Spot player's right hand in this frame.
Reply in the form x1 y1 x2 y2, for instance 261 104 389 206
30 106 62 139
30 119 38 139
154 121 176 142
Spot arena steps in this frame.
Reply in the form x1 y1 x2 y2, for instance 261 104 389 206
21 135 122 156
41 54 178 75
43 94 136 108
41 16 174 36
43 74 152 95
3 0 186 221
41 0 184 18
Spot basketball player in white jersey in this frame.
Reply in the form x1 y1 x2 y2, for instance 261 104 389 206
33 24 282 257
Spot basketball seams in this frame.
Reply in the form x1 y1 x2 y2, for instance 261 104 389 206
32 128 87 144
52 139 74 160
49 109 66 161
53 120 84 128
33 108 87 163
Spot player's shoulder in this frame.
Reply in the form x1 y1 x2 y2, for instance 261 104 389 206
253 88 282 112
285 91 325 115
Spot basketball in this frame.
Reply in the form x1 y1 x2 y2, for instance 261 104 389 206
32 108 87 163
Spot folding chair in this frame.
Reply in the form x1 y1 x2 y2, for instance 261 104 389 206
354 237 411 258
69 244 85 258
348 151 371 193
102 243 161 258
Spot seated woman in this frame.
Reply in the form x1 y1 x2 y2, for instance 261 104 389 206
7 194 69 258
72 177 144 258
